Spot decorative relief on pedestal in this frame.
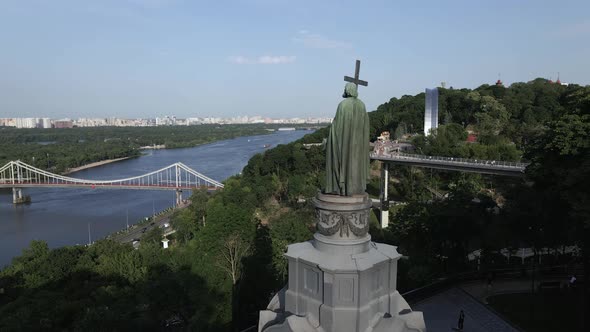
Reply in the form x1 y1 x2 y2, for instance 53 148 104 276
316 208 369 237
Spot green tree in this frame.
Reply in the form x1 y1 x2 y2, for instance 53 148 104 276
142 227 164 245
474 95 510 143
525 111 590 316
269 211 314 282
393 122 407 140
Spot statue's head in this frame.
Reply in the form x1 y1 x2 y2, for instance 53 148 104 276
342 82 358 98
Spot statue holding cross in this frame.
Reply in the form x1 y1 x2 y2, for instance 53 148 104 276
325 60 370 196
344 59 368 87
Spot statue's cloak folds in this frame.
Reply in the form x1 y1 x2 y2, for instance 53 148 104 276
325 83 370 196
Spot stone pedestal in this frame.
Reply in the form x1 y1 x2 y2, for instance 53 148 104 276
259 193 425 332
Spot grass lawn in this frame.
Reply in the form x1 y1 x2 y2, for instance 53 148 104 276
488 290 585 332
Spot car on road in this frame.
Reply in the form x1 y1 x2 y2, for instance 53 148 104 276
142 227 147 233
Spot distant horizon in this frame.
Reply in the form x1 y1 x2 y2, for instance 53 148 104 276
0 115 333 120
0 77 581 119
1 1 589 119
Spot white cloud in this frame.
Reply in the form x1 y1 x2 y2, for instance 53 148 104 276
228 56 252 64
228 55 296 65
293 31 352 49
257 55 296 64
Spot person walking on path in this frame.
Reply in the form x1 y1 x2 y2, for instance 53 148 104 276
569 274 577 288
457 309 465 331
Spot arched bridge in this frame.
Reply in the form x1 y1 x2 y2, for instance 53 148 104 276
0 160 224 204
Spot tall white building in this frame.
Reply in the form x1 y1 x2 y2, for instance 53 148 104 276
15 118 38 128
41 118 52 128
424 88 439 136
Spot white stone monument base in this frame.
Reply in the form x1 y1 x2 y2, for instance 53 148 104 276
259 193 425 332
258 241 424 332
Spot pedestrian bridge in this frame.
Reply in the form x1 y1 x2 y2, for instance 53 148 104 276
371 152 528 176
372 152 529 229
0 160 224 204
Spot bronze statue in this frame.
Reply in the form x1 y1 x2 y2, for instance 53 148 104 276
325 82 370 196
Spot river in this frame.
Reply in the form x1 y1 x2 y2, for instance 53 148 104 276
0 130 311 267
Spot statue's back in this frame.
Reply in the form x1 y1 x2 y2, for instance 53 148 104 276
325 85 370 196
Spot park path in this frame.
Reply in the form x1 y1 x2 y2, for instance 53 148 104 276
413 287 519 332
460 278 566 303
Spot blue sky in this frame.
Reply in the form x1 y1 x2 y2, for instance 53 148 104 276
1 0 589 119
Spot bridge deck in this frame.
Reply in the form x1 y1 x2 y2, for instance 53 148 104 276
371 152 527 176
0 160 224 192
0 182 219 191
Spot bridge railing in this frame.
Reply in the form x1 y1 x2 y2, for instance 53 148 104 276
0 160 224 189
370 152 529 169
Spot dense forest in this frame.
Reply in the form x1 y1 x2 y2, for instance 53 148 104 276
0 79 588 331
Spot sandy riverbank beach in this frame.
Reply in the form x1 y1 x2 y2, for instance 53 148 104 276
63 157 131 175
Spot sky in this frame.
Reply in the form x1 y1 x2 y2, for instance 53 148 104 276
1 0 589 119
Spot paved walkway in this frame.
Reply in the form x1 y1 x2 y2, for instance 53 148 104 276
413 287 518 332
460 278 565 303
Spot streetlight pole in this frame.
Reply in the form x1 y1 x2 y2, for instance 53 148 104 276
88 222 92 245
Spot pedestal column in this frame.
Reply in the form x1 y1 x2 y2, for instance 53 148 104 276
380 162 390 228
259 193 425 332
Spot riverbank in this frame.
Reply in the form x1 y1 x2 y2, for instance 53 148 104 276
0 130 312 267
62 157 131 175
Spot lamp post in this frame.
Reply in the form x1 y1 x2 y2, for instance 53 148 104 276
88 222 92 245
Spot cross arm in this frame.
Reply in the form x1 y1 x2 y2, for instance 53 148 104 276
344 76 368 86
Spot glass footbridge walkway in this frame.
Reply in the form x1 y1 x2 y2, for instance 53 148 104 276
371 152 528 177
371 152 529 228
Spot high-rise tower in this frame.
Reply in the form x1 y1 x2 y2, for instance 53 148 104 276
424 88 439 136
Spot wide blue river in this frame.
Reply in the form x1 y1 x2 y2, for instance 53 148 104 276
0 130 310 267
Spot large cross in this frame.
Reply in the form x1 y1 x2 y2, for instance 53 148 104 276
344 59 368 87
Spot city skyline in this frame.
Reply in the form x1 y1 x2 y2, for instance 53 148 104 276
1 0 590 119
0 115 333 129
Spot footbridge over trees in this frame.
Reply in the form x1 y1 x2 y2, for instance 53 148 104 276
371 152 529 228
0 160 224 205
371 152 528 176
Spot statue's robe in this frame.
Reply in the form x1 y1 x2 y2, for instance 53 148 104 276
325 83 370 196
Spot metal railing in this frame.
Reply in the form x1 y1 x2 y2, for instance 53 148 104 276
371 152 529 170
0 160 224 189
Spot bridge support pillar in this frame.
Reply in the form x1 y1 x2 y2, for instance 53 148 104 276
379 162 389 228
175 189 183 207
12 187 27 204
